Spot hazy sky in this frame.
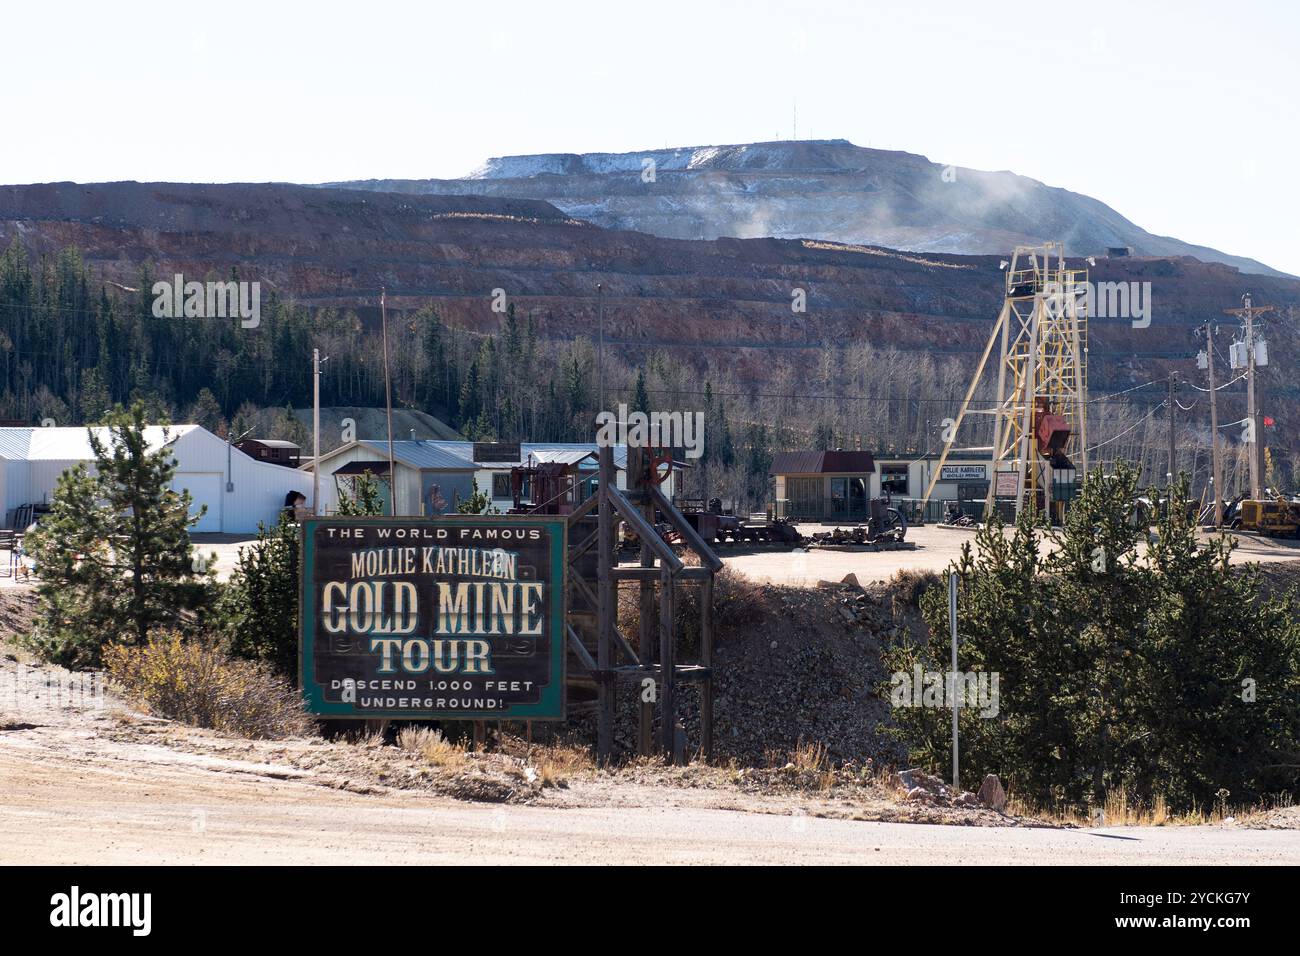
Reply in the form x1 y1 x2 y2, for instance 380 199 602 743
7 1 1298 273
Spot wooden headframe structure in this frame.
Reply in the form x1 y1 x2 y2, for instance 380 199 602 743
558 443 720 764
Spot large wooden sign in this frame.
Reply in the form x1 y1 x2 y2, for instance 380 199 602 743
299 516 566 720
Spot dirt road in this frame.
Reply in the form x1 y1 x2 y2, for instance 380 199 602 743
2 669 1296 865
4 740 1297 864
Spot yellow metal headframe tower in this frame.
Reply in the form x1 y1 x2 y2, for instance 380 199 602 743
923 242 1089 521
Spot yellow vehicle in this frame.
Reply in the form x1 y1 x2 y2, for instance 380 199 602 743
1236 497 1300 538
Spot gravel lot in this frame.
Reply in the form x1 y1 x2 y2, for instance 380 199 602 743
722 523 1300 586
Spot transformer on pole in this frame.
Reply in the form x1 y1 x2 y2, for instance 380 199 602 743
923 243 1090 523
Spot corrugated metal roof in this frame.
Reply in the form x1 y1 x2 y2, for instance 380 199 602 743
0 426 191 460
357 440 476 471
0 429 34 460
770 450 875 475
528 449 596 466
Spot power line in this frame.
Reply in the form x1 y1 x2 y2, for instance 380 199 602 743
1086 402 1167 454
640 385 1171 408
1086 378 1162 404
1186 371 1248 392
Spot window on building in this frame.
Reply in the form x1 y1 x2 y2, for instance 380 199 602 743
782 477 822 520
881 464 909 495
491 472 512 499
829 476 867 515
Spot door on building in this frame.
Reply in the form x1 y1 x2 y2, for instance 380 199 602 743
829 476 868 520
171 472 222 532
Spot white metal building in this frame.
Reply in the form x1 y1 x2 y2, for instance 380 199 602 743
306 440 645 516
0 426 310 533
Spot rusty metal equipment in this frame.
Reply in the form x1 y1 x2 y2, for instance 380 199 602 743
1236 496 1300 538
509 455 589 515
667 498 803 547
808 498 908 547
1034 397 1073 467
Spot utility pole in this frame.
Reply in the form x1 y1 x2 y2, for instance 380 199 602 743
226 425 254 495
1205 321 1223 528
1224 294 1274 500
1255 389 1266 494
380 289 397 516
313 347 321 515
1166 371 1177 487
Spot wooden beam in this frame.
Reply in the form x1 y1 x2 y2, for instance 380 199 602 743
659 562 676 760
646 485 723 573
569 526 600 562
565 623 597 672
596 445 614 764
565 492 598 526
615 564 714 583
634 446 655 758
607 485 683 573
700 572 714 762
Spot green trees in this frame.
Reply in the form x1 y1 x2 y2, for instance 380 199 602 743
886 464 1300 813
336 470 386 516
185 387 225 434
221 513 299 676
25 403 212 667
456 478 495 515
14 234 1251 514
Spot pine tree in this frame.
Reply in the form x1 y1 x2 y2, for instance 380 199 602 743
888 465 1300 813
185 387 225 435
456 477 496 515
420 307 446 411
632 368 649 414
78 367 112 423
221 513 299 676
25 402 210 666
270 403 308 447
337 470 385 515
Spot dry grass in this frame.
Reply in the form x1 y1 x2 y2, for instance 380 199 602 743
396 726 469 770
104 631 313 739
886 568 942 609
528 740 595 788
1007 788 1292 827
791 740 829 772
763 739 835 791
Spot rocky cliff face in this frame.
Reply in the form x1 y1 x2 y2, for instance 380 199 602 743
331 139 1286 278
